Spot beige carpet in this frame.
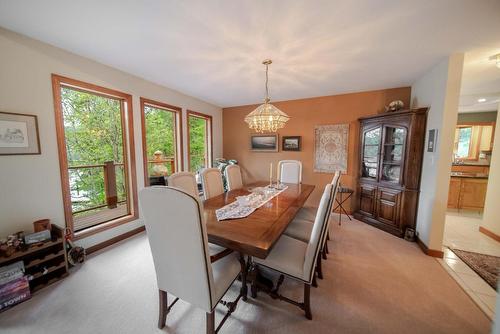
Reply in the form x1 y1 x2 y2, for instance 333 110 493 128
0 216 492 334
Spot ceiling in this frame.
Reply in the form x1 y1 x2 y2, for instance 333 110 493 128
0 0 500 108
459 48 500 113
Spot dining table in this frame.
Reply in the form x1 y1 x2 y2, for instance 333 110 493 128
203 181 314 300
203 181 315 258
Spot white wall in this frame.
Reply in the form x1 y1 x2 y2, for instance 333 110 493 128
481 103 500 237
0 28 222 247
410 54 464 250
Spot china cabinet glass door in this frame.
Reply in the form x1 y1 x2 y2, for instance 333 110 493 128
380 126 406 184
361 127 382 180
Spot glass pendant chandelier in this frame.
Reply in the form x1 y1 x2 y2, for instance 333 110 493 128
244 59 290 133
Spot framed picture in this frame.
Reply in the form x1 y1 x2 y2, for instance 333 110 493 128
250 134 278 152
282 136 301 151
0 111 40 155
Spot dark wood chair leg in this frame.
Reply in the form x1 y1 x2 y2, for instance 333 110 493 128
206 311 215 334
239 254 248 301
316 254 323 279
322 244 327 260
158 290 168 329
327 230 330 241
304 284 312 320
312 273 318 287
325 241 330 254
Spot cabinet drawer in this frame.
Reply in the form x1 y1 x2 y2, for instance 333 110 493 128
378 189 399 202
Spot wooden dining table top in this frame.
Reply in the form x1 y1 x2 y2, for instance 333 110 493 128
203 182 315 259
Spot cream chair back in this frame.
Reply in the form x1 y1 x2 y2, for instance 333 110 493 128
200 168 224 200
139 186 215 313
225 165 243 191
302 183 333 283
167 172 199 198
278 160 302 184
319 171 340 249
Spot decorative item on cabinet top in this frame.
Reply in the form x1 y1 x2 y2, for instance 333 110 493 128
354 108 428 238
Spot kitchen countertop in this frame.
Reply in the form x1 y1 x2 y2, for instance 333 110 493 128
450 172 489 179
452 162 490 167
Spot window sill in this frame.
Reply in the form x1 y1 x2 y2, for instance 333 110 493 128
73 213 139 241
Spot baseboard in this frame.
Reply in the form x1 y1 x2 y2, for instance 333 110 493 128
479 226 500 242
86 226 145 255
416 236 444 258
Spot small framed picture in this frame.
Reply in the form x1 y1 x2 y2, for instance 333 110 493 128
282 136 301 151
250 134 278 152
0 111 41 155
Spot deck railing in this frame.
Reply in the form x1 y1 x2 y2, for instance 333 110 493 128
68 161 125 215
68 157 175 216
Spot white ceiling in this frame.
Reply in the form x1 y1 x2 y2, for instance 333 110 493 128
459 48 500 113
0 0 500 107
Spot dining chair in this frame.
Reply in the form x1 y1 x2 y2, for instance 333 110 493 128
252 183 333 320
200 168 225 200
167 171 199 198
224 164 243 191
295 172 341 221
139 186 245 334
278 160 302 184
283 172 340 279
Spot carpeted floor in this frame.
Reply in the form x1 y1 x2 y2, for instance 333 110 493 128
0 216 492 334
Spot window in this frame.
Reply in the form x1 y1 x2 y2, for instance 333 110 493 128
187 111 212 172
52 75 137 239
456 127 472 158
140 98 183 186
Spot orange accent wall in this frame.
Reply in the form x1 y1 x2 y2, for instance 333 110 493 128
222 87 411 212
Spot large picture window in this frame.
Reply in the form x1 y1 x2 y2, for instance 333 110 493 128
52 75 138 238
187 111 212 173
140 98 182 186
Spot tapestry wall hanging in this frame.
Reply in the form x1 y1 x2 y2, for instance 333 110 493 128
314 124 349 173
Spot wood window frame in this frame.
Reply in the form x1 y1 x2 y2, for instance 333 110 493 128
187 110 213 172
51 74 138 240
140 97 183 186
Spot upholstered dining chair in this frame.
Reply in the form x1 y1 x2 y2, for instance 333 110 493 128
139 186 245 334
200 168 225 200
224 165 243 191
283 172 340 279
278 160 302 184
295 171 341 222
252 183 333 320
167 171 199 198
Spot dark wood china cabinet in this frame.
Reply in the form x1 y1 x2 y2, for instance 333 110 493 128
354 108 428 237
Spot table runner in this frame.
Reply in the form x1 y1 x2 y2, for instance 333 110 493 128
215 185 288 221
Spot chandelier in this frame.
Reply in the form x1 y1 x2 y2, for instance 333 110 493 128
244 59 290 133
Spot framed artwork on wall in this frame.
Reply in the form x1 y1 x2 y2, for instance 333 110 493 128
0 111 41 155
282 136 301 151
250 134 278 152
314 124 349 173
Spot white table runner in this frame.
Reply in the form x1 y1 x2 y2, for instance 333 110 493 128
215 185 288 221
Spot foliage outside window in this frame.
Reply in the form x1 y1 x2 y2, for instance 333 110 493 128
188 112 212 173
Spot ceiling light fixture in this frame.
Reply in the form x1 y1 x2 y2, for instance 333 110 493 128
489 53 500 69
478 98 487 103
244 60 290 133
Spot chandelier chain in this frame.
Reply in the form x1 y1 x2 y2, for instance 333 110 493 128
265 63 269 101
